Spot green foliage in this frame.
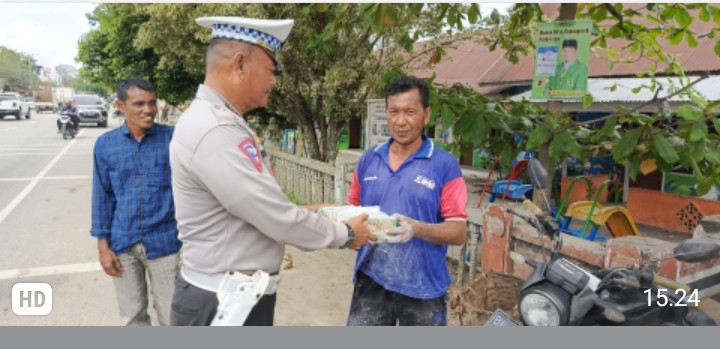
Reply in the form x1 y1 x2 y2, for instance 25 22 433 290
284 190 305 205
77 4 200 104
0 46 39 93
74 2 720 189
652 133 680 164
612 128 643 162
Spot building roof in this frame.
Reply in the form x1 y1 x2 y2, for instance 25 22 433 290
510 75 720 103
407 3 720 92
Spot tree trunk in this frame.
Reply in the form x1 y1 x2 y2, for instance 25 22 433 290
161 105 170 123
535 3 578 211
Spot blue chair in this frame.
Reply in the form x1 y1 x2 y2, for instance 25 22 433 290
489 180 534 202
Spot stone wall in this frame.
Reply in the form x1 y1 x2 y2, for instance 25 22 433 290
481 205 720 299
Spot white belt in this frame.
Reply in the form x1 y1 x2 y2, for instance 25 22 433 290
181 266 281 295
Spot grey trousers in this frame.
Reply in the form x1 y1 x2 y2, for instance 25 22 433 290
170 272 276 326
112 243 179 326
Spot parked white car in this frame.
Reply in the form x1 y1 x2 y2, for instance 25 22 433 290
0 93 31 120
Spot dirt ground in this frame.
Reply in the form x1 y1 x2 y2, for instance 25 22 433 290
274 246 356 326
273 246 513 326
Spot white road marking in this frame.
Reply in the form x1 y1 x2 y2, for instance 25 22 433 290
0 175 91 182
0 153 56 156
0 152 92 157
0 144 58 147
0 262 102 280
0 129 86 225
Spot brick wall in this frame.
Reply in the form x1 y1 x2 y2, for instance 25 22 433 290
481 204 720 298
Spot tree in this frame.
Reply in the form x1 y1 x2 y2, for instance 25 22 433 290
76 3 480 162
77 4 199 108
0 46 39 93
55 64 78 87
344 3 720 197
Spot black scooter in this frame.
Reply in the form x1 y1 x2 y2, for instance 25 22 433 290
486 158 719 326
58 113 78 140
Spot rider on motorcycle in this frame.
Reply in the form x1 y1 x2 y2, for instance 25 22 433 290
57 99 80 133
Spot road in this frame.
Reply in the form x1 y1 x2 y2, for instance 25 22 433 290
0 111 123 325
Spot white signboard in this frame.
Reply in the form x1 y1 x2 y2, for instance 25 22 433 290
366 99 390 149
535 46 558 77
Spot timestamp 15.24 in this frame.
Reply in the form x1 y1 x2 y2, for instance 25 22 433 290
644 288 700 307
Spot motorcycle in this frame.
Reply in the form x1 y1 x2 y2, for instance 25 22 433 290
486 158 719 326
59 113 77 140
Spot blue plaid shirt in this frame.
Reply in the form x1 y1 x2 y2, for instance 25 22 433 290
91 123 181 259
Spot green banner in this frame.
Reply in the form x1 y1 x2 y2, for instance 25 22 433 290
531 20 592 100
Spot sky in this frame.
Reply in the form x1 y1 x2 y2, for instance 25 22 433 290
0 2 512 75
0 2 98 71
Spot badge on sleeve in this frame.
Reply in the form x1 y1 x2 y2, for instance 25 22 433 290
238 139 263 172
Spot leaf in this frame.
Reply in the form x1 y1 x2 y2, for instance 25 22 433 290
440 103 455 122
627 155 641 181
549 131 581 162
453 109 477 134
612 128 643 161
448 95 468 113
697 176 715 196
668 29 684 45
582 94 594 109
470 116 487 147
690 140 707 162
674 8 693 28
706 146 720 165
640 158 657 175
527 126 551 150
715 41 720 57
314 4 329 12
685 31 698 48
676 104 703 121
652 133 680 164
700 6 711 22
371 5 385 34
600 118 617 137
468 4 480 24
383 6 399 28
714 118 720 134
706 100 720 115
689 122 708 142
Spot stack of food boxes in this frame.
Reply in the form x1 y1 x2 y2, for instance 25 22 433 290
318 206 399 239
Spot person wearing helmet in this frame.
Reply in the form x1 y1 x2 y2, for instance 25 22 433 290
57 99 80 133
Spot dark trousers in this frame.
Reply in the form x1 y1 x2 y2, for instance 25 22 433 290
347 271 447 326
170 273 276 326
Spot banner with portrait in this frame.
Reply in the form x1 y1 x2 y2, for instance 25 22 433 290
531 20 592 100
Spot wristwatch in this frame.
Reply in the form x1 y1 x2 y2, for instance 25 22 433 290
341 223 355 249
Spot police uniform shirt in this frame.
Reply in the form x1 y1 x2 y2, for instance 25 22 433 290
170 84 348 275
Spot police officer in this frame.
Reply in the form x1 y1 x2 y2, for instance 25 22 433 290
169 16 376 326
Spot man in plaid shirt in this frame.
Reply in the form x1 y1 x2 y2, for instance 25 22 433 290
91 77 180 326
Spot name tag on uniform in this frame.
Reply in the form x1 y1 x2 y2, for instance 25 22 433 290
238 139 263 172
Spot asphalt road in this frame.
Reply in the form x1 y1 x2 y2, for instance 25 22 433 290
0 110 126 325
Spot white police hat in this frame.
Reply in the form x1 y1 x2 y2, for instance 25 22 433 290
196 16 294 63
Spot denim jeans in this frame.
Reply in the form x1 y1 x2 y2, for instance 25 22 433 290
112 243 179 326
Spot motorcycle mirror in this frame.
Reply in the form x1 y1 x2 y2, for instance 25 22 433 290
673 239 720 263
527 158 549 190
